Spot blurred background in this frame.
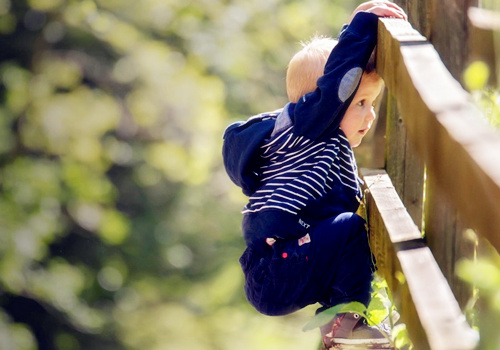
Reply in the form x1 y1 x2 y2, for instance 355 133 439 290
0 0 362 349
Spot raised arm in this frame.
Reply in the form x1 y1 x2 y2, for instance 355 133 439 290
292 2 406 140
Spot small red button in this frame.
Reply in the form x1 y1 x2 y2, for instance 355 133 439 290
282 252 288 258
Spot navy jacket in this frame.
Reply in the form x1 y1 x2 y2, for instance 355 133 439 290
223 12 379 247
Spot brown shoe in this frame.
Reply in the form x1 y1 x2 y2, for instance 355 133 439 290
321 313 392 349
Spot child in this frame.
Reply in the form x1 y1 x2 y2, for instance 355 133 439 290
222 1 407 348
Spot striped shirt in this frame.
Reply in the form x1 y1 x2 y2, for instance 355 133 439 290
243 104 361 216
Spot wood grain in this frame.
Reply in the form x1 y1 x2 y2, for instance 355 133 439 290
361 169 478 350
377 17 500 251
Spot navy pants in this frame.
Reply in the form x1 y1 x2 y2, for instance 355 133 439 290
239 212 373 316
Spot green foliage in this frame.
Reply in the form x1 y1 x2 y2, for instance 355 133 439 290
0 0 364 349
471 88 500 129
303 302 367 332
480 0 500 11
457 233 500 350
463 61 500 129
457 21 500 346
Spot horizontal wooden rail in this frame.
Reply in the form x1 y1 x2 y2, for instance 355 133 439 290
361 169 478 350
377 17 500 252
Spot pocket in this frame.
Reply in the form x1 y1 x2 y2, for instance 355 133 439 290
268 238 310 278
261 239 311 302
268 252 304 281
256 241 310 308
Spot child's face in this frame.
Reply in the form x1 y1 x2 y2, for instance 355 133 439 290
340 73 383 148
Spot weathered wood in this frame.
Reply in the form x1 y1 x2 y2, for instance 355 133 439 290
362 168 421 291
361 169 425 348
377 17 500 253
361 169 478 350
424 173 475 308
395 0 479 82
385 91 407 196
430 0 479 81
394 0 433 39
382 44 425 232
362 169 422 244
364 10 500 350
397 247 478 350
401 141 424 230
384 98 424 230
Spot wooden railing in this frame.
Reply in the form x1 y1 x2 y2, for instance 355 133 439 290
360 17 500 349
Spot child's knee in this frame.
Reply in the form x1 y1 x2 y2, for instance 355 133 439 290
335 212 366 230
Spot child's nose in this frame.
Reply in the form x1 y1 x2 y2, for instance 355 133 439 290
366 107 376 121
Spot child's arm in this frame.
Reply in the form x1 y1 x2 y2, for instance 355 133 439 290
292 3 406 140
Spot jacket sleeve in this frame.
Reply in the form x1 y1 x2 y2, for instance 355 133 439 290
292 12 379 140
222 115 276 196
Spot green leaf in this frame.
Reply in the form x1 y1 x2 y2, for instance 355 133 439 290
456 258 500 292
367 296 388 325
302 302 367 331
393 323 412 349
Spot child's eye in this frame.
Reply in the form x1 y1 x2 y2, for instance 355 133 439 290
357 100 365 107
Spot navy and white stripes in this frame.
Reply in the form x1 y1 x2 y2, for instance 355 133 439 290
242 116 360 216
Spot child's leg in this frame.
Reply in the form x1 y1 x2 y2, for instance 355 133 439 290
309 212 373 308
239 212 372 316
309 213 392 348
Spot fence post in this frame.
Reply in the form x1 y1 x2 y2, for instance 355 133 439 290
362 170 478 350
468 7 500 86
424 174 476 309
384 92 424 230
396 0 480 82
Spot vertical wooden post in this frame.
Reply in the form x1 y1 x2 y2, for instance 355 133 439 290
468 7 500 86
362 170 478 350
394 0 433 38
424 174 476 309
396 0 479 82
384 92 424 230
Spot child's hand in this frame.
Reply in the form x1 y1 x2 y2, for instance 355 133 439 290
348 1 408 23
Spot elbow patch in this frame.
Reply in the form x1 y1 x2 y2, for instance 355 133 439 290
338 67 362 102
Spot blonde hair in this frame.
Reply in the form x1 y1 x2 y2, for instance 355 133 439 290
286 36 337 103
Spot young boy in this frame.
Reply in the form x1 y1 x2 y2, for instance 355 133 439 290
222 1 407 348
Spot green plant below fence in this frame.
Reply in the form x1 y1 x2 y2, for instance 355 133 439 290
458 59 500 350
457 232 500 350
463 60 500 129
304 276 412 350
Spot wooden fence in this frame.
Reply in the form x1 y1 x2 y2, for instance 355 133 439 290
360 14 500 349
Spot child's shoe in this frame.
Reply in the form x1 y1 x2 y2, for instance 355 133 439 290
321 313 392 349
